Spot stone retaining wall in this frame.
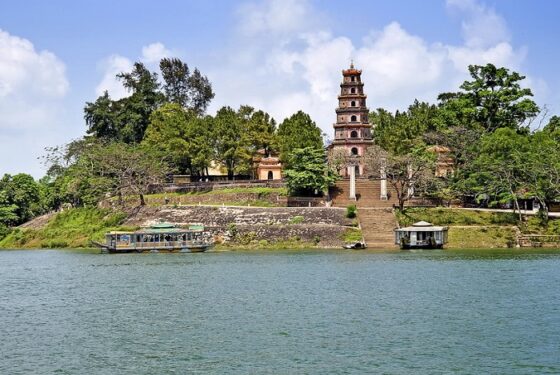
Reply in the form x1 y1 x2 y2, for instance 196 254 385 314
123 206 353 247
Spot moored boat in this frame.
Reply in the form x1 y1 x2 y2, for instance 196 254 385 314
94 222 213 253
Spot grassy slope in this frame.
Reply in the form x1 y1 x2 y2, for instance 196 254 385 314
0 208 135 249
396 207 518 226
396 208 518 248
132 187 288 208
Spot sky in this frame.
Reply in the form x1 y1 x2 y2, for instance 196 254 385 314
1 0 560 177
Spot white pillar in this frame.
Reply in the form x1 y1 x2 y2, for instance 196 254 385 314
349 165 356 200
380 166 387 200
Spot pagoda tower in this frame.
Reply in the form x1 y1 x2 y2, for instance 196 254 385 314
330 62 374 178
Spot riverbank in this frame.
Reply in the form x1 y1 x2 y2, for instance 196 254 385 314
2 204 560 250
0 205 360 250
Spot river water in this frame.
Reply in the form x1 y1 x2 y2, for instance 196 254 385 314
1 249 559 374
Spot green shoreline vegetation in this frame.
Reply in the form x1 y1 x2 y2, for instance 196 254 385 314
2 60 560 250
3 201 559 250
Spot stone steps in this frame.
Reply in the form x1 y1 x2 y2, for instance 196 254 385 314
330 179 398 208
358 208 398 249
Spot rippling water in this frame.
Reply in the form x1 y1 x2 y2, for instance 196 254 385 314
1 249 559 374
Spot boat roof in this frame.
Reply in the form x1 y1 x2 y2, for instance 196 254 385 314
395 224 448 232
413 221 433 227
107 223 205 235
150 222 177 229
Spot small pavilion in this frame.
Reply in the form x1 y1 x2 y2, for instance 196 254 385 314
394 221 448 249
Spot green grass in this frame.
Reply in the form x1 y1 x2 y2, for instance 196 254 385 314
396 207 518 227
147 186 287 199
288 216 305 224
0 208 136 249
447 227 517 248
340 228 363 243
133 187 288 208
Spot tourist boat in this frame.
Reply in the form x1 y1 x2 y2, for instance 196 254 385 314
94 223 214 253
394 221 448 249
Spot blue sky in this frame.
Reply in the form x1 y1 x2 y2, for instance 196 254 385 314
1 0 560 177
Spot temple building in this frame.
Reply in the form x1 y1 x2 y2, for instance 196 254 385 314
329 62 374 178
254 149 282 180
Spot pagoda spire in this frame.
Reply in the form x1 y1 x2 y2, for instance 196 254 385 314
328 63 373 178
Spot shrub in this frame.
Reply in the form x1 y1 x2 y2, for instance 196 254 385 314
346 204 357 219
0 224 11 241
289 216 304 224
226 223 238 237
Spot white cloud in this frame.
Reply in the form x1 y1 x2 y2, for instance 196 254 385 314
0 29 71 177
95 42 177 100
0 29 68 100
95 54 133 100
207 0 535 136
236 0 316 36
141 42 173 64
447 0 510 48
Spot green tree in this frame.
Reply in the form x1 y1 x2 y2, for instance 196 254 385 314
371 100 439 155
463 128 529 221
211 106 276 179
160 58 214 114
84 91 119 139
116 63 165 143
277 111 323 166
0 173 42 225
85 63 164 143
438 63 539 133
44 139 169 207
0 190 19 226
364 145 436 211
283 147 337 196
212 106 249 179
523 130 560 222
142 103 195 174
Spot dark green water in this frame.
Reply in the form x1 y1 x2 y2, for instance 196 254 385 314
1 249 559 374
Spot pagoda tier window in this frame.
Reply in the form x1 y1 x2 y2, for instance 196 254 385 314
351 87 356 94
351 147 358 156
351 76 355 82
351 101 356 107
351 115 357 122
351 130 358 138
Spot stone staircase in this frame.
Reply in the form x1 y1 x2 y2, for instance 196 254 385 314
329 180 399 249
358 208 398 249
330 179 398 208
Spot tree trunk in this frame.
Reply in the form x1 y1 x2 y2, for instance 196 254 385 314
139 193 145 206
511 191 522 224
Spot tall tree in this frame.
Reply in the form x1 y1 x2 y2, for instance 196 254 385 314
212 106 248 180
364 145 436 211
283 147 337 196
438 63 539 133
160 58 214 115
84 91 119 139
117 63 164 143
371 101 439 155
0 173 42 225
85 63 164 144
523 130 560 222
463 128 529 222
277 111 323 166
143 103 213 176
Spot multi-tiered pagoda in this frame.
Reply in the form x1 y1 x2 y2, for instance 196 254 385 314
330 63 374 177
